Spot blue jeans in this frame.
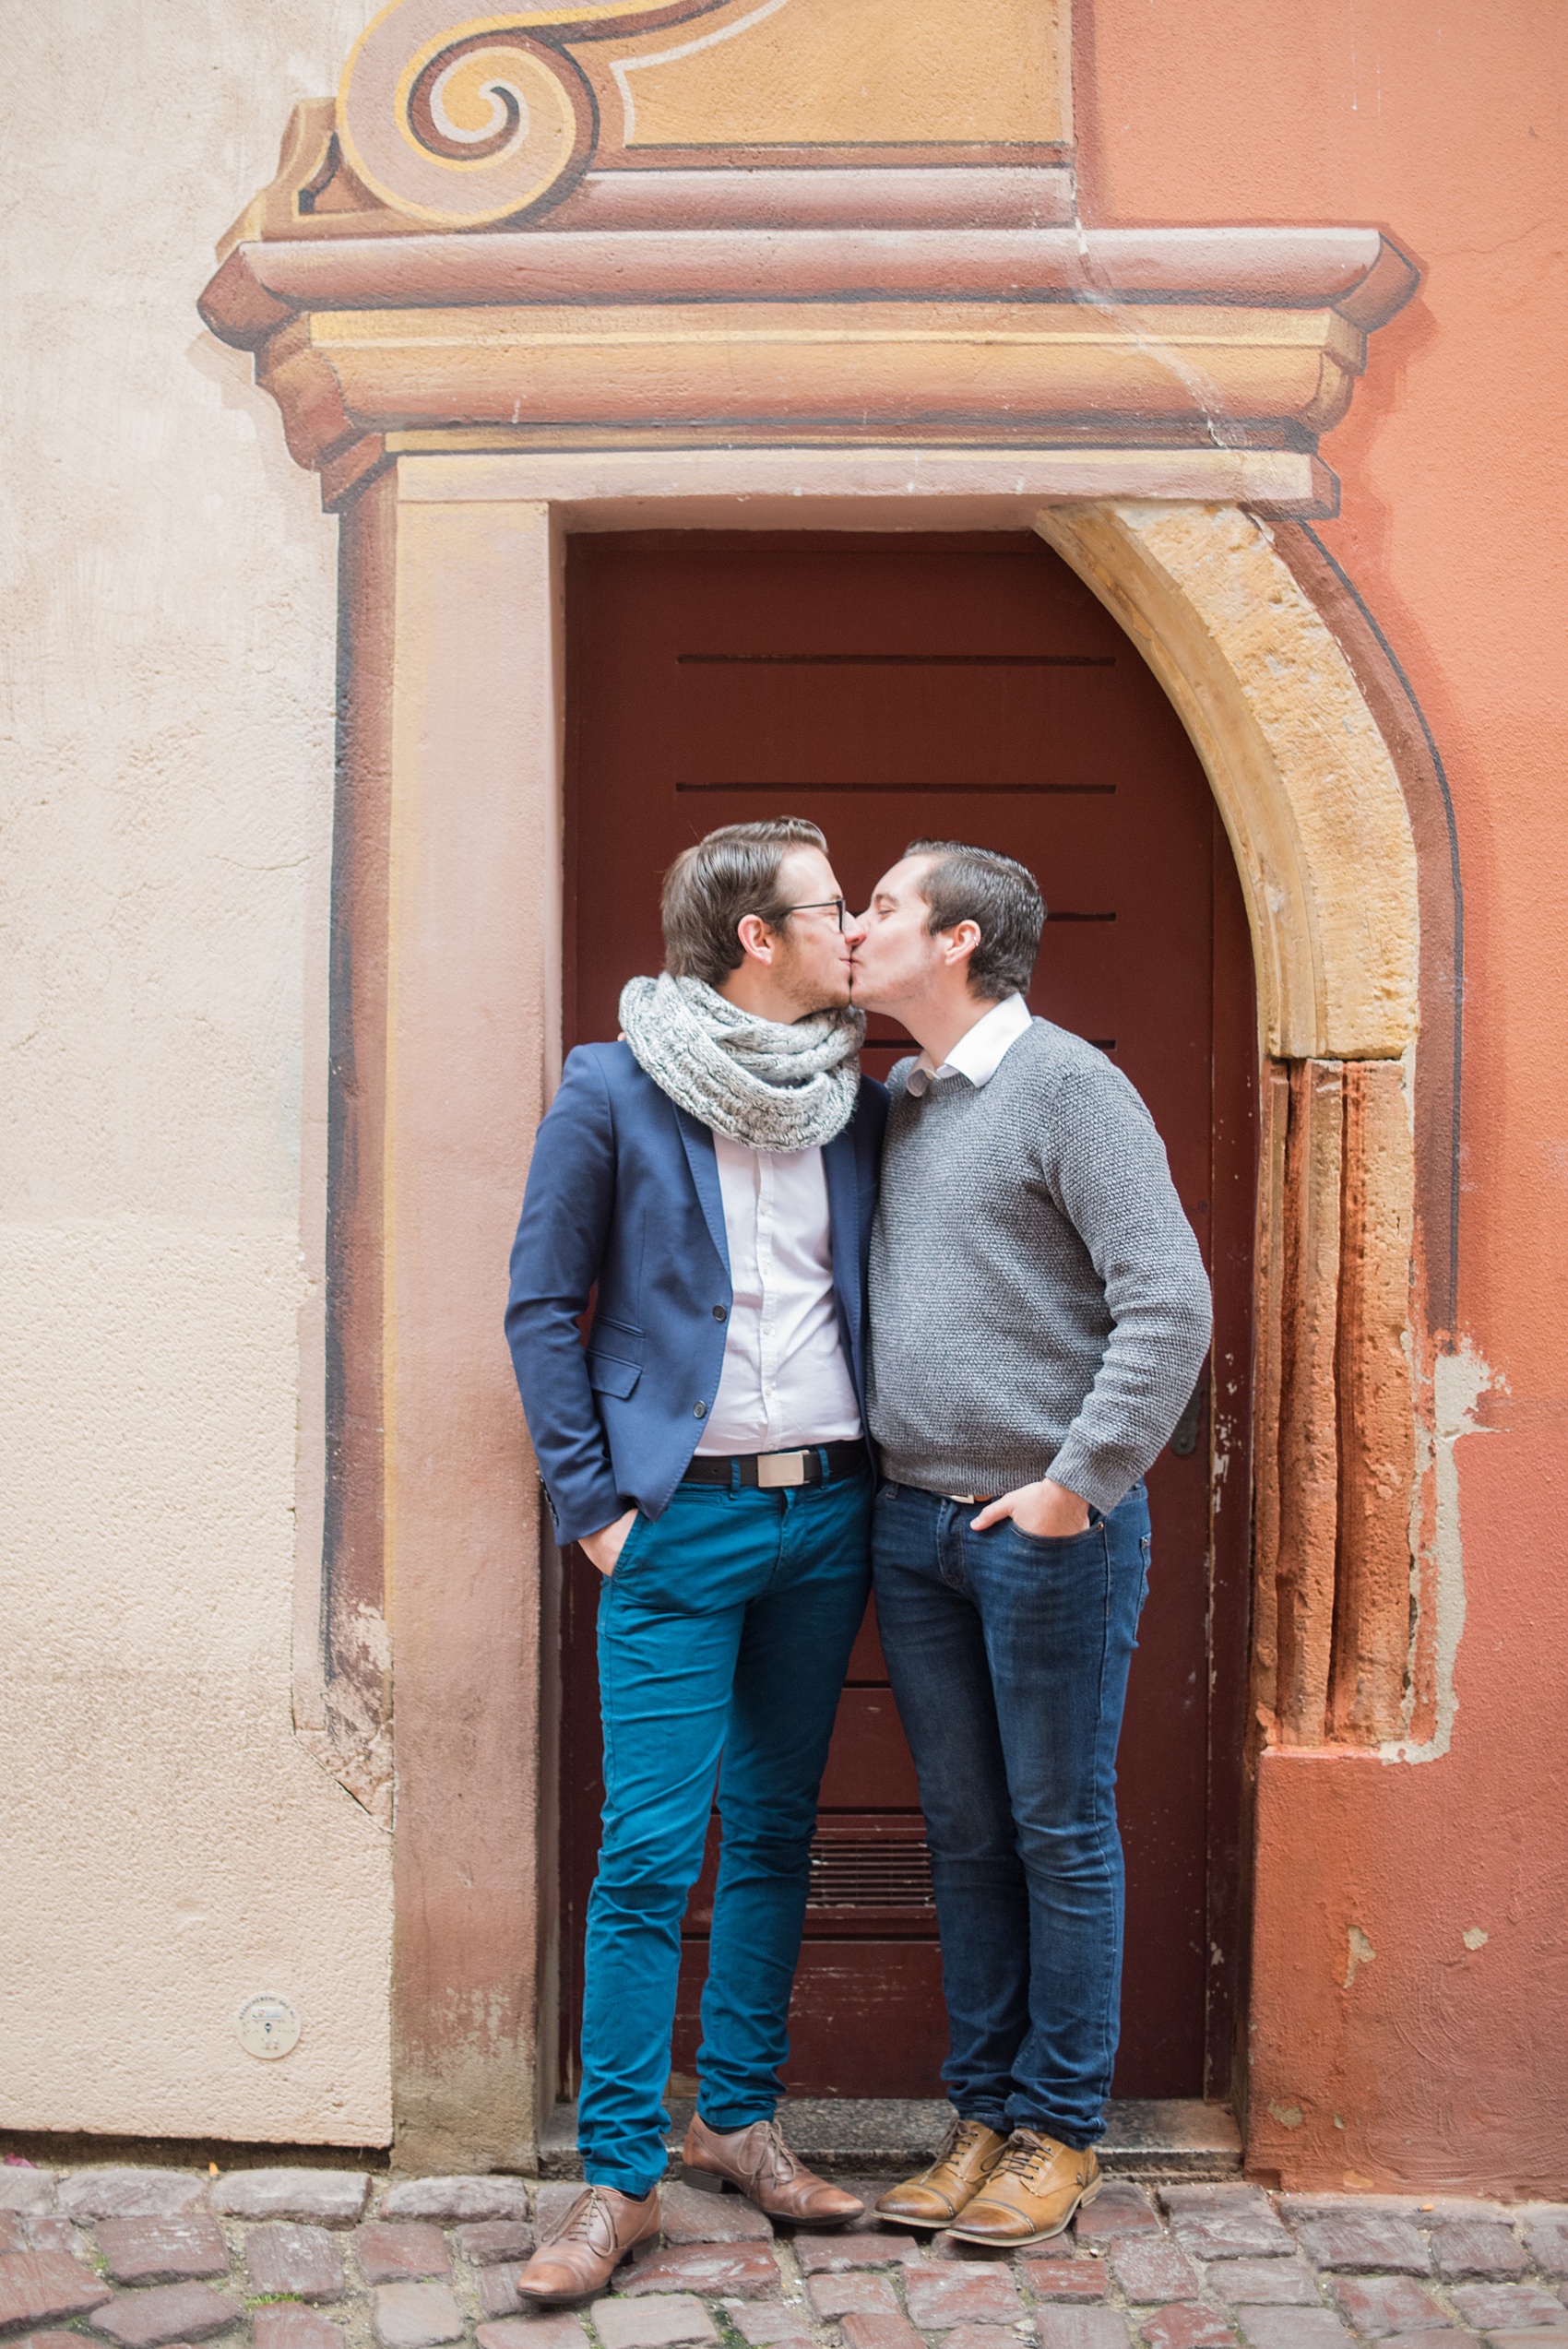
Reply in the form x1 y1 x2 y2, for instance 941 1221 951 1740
580 1464 872 2195
872 1479 1151 2150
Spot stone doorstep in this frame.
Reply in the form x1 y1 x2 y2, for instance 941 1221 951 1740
538 2100 1241 2182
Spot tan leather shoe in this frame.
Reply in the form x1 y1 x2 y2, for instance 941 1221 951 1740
875 2117 1008 2229
945 2128 1099 2247
515 2182 660 2303
682 2114 863 2225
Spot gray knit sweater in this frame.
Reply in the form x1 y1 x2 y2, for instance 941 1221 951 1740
867 1018 1211 1512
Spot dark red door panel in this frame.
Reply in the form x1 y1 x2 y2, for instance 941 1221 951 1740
559 533 1255 2104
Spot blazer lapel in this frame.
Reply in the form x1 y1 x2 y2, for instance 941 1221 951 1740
822 1123 863 1363
675 1106 731 1278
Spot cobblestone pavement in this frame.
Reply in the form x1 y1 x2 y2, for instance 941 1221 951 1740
2 2166 1566 2349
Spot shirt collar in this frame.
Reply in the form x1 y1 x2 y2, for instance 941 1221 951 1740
905 993 1033 1097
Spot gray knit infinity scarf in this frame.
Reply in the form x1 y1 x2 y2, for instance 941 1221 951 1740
619 972 864 1151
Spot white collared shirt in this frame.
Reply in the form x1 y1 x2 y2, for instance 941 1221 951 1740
696 1135 864 1454
904 991 1034 1097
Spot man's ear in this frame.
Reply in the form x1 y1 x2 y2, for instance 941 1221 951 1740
940 919 982 973
735 912 776 966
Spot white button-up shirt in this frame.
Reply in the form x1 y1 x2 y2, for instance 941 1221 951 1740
696 1135 863 1454
904 991 1034 1097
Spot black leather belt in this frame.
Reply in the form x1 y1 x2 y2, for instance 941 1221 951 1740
683 1439 869 1490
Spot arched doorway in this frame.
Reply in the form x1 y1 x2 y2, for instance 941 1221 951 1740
557 528 1258 2106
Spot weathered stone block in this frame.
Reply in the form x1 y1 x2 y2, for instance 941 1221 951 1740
905 2262 1023 2326
1522 2216 1568 2279
1022 2262 1109 2302
381 2180 530 2225
1077 2189 1162 2245
89 2280 242 2346
475 2264 529 2319
805 2271 898 2319
15 2227 80 2263
476 2319 589 2349
1161 2192 1277 2223
1169 2207 1295 2265
1141 2309 1239 2349
370 2281 465 2349
210 2177 368 2229
7 2331 93 2349
253 2308 347 2349
244 2224 346 2304
58 2177 208 2224
1032 2307 1133 2349
1448 2286 1568 2331
354 2225 450 2286
946 2327 1036 2349
0 2226 23 2262
0 2249 113 2330
593 2296 719 2349
455 2223 534 2267
1233 2311 1358 2349
623 2246 778 2300
1326 2277 1451 2336
729 2304 813 2345
837 2315 926 2349
1485 2334 1568 2349
1207 2265 1320 2307
1292 2218 1431 2276
791 2233 921 2273
656 2187 772 2247
0 2181 54 2218
1112 2242 1202 2304
1430 2224 1527 2281
94 2219 231 2288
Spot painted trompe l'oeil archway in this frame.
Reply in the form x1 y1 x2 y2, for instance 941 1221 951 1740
198 0 1455 2167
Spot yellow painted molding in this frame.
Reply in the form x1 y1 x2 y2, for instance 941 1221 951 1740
250 298 1367 468
1035 502 1420 1061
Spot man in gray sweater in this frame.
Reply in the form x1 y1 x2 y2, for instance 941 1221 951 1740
851 840 1210 2247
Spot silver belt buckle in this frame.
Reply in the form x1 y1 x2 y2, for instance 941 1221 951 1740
756 1449 809 1489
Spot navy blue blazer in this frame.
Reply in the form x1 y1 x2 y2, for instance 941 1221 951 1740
505 1042 887 1547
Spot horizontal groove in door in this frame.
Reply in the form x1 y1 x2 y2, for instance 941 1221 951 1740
675 781 1118 795
678 653 1118 669
808 1835 935 1909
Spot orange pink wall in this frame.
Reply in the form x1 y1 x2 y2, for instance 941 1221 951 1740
1080 0 1567 2191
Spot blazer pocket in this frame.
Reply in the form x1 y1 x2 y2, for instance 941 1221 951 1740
587 1352 642 1400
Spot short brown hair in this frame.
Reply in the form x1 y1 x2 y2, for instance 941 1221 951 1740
662 819 828 988
905 839 1047 1000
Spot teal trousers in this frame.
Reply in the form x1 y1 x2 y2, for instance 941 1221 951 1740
578 1462 872 2194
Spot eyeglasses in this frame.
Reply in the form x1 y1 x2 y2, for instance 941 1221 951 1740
779 896 848 930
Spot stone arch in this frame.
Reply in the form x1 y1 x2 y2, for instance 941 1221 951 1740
1039 500 1445 1759
1035 502 1419 1064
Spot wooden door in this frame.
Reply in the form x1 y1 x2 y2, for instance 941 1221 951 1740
560 533 1255 2105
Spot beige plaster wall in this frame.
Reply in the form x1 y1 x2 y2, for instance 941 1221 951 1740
0 0 392 2141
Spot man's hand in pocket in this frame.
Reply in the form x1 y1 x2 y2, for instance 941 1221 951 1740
580 1507 638 1577
970 1478 1090 1538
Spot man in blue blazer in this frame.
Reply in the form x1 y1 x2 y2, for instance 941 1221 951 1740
506 819 886 2297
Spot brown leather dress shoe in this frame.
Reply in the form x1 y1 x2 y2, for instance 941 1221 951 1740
515 2182 660 2303
875 2117 1008 2229
945 2129 1099 2247
682 2114 863 2225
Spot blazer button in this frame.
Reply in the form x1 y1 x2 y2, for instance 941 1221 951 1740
712 1304 727 1321
693 1400 707 1418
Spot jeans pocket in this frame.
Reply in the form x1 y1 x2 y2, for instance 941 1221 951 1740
1005 1518 1100 1555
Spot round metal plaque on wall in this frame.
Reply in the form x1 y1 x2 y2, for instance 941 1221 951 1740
236 1994 302 2059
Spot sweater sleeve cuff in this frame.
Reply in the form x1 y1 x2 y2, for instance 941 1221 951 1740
1046 1439 1129 1520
